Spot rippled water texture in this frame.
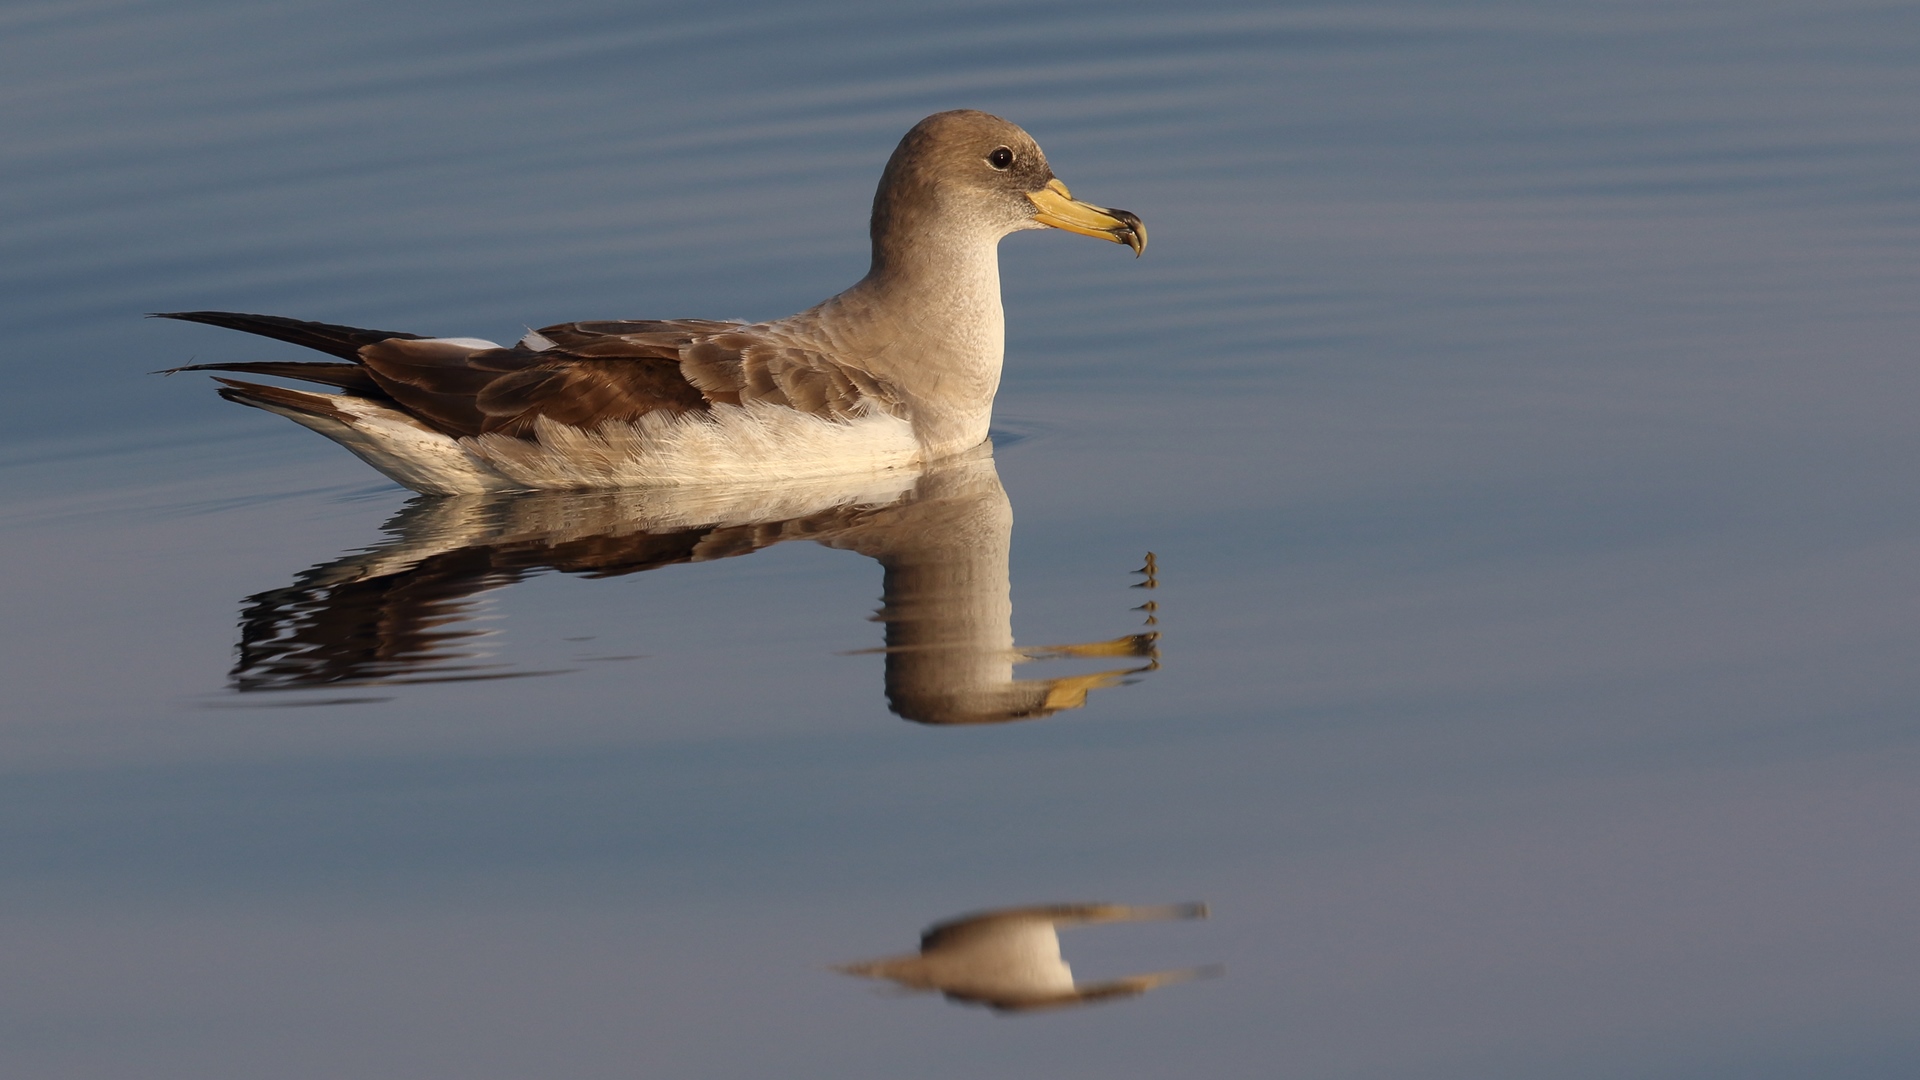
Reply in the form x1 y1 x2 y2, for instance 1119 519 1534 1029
3 1 1918 1077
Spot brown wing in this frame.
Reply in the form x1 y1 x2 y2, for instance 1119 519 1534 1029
680 329 905 419
538 319 905 420
355 320 737 438
161 310 902 440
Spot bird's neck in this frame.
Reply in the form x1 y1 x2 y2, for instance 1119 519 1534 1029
821 218 1008 454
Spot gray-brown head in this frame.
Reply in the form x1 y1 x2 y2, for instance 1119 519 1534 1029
868 110 1146 272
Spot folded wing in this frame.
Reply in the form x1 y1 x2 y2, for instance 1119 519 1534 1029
155 311 903 441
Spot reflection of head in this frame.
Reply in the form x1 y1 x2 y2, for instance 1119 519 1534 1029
828 453 1158 725
836 902 1216 1013
227 446 1155 725
880 636 1159 726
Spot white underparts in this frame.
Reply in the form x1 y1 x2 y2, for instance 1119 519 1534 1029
239 391 515 494
469 403 923 489
241 388 926 494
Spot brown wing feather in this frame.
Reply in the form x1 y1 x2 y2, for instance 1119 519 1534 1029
352 322 731 439
535 319 741 352
353 340 514 436
682 333 903 419
473 356 709 436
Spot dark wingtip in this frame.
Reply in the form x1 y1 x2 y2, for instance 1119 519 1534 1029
145 310 423 361
148 310 256 326
150 360 236 376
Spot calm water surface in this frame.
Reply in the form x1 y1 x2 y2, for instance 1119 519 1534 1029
3 1 1918 1077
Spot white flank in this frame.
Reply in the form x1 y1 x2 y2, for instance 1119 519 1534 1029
241 391 515 495
320 397 522 494
466 402 923 489
241 386 926 494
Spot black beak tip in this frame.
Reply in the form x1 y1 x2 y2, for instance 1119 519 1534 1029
1114 209 1147 257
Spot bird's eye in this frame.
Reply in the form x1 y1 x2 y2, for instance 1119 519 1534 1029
987 146 1015 170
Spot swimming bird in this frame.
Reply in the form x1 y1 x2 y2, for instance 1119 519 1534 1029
835 902 1216 1013
155 110 1145 494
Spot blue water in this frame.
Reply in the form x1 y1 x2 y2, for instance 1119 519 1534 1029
3 1 1918 1077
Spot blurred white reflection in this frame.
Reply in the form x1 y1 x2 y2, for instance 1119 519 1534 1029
228 446 1158 724
836 902 1217 1013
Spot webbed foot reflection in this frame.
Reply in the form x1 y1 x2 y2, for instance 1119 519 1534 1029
835 902 1217 1013
229 447 1159 724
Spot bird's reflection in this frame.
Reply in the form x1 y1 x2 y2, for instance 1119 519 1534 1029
232 446 1159 724
836 902 1217 1013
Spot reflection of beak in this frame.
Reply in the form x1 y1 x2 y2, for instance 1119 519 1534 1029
1028 178 1147 256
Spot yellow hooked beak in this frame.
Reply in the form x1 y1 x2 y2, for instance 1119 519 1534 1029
1027 178 1147 257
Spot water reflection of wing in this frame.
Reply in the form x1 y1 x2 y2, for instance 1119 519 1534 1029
235 535 528 691
229 446 1160 723
837 902 1216 1013
231 471 920 691
234 512 769 690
